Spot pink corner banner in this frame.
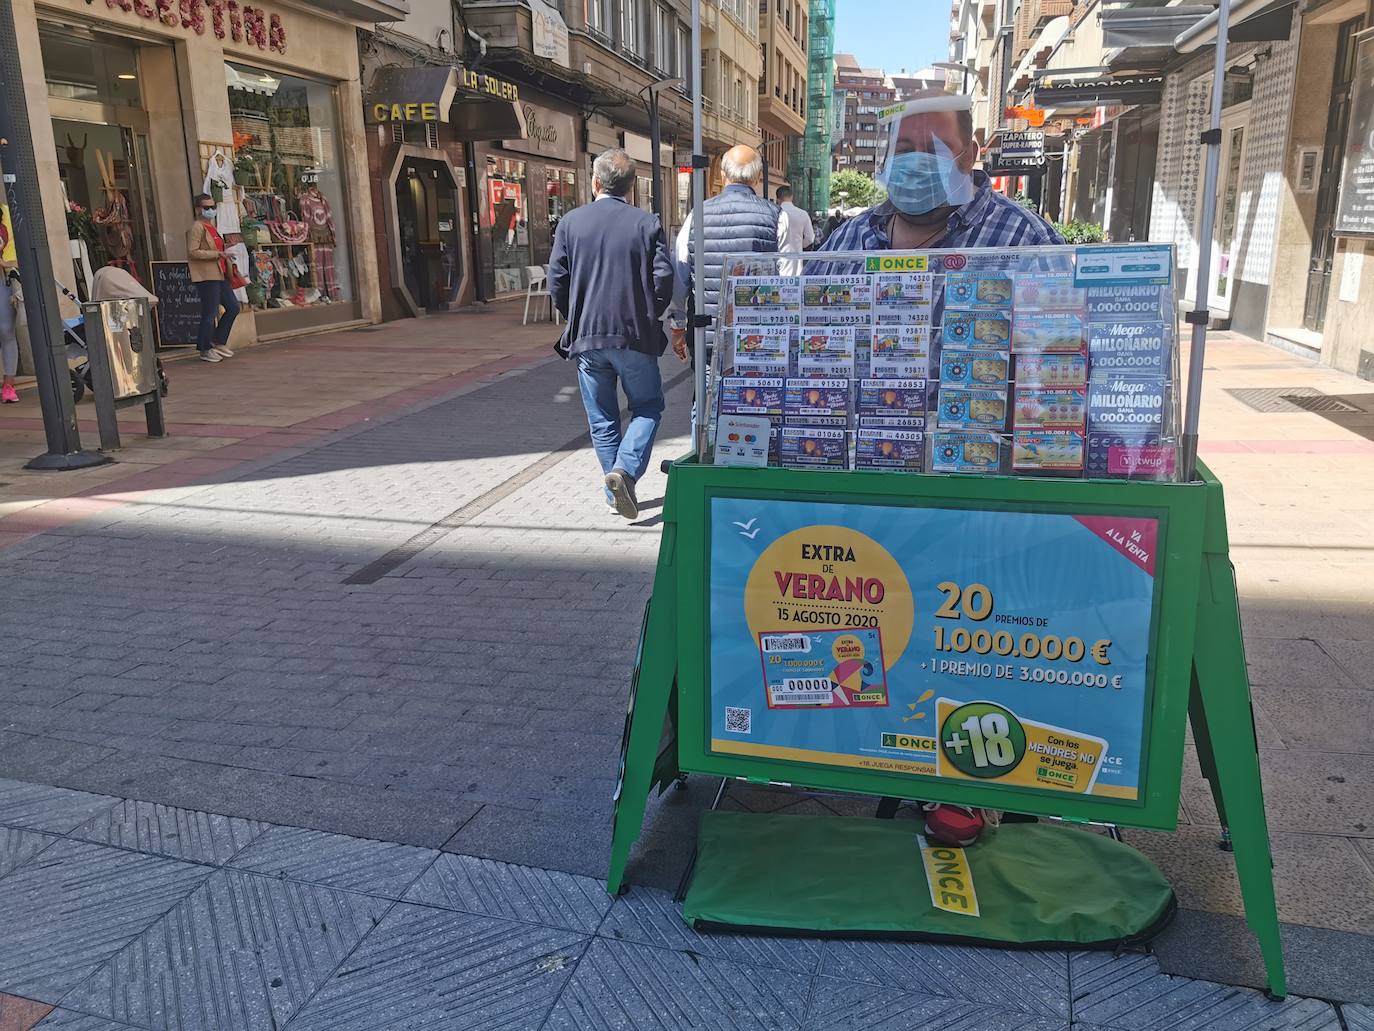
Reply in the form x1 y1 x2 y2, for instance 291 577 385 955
1073 515 1159 577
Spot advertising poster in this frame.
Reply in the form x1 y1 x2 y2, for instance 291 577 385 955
708 497 1160 801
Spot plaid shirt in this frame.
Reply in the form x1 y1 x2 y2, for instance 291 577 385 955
822 172 1064 253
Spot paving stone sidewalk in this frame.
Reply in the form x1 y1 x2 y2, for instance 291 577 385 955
0 775 1365 1031
0 318 1372 1021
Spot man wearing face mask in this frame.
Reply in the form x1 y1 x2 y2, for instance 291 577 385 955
826 90 1060 851
825 90 1061 254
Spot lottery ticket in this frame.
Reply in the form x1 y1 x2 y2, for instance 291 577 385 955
857 378 927 426
1014 274 1086 312
942 311 1013 349
855 428 925 472
802 275 874 327
1011 312 1086 353
1012 431 1085 472
870 325 931 378
1012 387 1088 430
730 276 802 325
1088 321 1170 378
718 376 784 418
732 326 791 376
784 378 852 427
796 326 856 377
936 387 1009 431
939 349 1010 387
871 273 934 325
780 426 850 469
945 272 1015 309
1087 375 1171 434
1015 352 1087 386
930 431 1004 474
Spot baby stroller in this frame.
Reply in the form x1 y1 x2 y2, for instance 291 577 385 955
56 268 169 403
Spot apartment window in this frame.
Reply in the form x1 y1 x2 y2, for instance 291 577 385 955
720 55 732 112
677 25 689 87
622 0 642 56
654 4 673 73
585 0 609 35
760 45 767 94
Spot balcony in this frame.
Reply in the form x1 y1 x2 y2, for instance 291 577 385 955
760 93 806 135
1014 0 1075 58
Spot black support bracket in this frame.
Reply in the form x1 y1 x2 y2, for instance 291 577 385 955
1185 309 1211 326
1199 128 1222 145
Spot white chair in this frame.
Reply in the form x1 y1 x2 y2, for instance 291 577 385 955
522 264 561 325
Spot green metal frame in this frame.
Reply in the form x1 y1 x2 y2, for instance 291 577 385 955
607 457 1284 997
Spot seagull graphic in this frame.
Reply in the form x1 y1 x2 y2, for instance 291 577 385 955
733 517 760 540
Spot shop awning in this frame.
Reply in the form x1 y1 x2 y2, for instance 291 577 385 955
1101 5 1215 47
365 66 527 141
1032 73 1165 107
314 0 408 23
1174 0 1297 53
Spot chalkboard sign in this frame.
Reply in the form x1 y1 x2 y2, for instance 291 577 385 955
1335 32 1374 235
150 261 202 347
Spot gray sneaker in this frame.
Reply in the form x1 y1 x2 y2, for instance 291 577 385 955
605 469 639 520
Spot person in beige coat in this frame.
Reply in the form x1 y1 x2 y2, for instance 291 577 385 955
187 193 238 363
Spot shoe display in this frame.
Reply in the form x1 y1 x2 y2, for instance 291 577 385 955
922 803 984 847
198 350 223 363
605 469 639 520
0 383 17 403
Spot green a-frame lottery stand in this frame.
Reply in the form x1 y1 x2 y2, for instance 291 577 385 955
611 0 1282 998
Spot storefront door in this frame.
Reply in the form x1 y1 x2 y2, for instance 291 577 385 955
395 157 463 313
41 24 163 295
1305 17 1364 332
1193 106 1248 318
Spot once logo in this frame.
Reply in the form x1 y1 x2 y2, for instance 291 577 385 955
943 254 968 270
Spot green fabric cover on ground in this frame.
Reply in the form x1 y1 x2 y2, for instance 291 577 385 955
683 811 1175 947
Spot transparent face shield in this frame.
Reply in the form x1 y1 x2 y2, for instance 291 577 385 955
874 94 978 217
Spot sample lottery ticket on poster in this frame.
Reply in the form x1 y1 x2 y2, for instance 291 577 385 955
870 325 931 378
797 327 857 377
939 349 1010 387
857 378 927 425
759 628 888 708
730 276 802 325
942 311 1012 349
936 387 1009 431
1015 352 1088 386
802 275 874 327
708 497 1160 798
871 273 934 325
1012 387 1088 430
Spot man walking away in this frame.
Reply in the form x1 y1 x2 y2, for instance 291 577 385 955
776 185 815 275
667 145 784 435
549 148 675 521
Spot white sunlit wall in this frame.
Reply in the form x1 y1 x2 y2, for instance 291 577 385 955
1148 39 1298 339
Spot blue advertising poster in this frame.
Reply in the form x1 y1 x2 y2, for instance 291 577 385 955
708 497 1161 800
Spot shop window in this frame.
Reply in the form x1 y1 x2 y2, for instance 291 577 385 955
481 155 531 294
40 24 141 107
225 61 354 316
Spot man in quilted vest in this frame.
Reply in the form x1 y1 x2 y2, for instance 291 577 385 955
667 145 785 433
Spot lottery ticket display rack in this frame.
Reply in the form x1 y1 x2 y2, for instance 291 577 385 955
606 245 1286 998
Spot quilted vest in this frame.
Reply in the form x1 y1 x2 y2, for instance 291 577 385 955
687 184 778 329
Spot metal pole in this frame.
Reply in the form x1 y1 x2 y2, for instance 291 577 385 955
0 0 105 469
691 0 708 458
649 89 663 220
1181 0 1232 479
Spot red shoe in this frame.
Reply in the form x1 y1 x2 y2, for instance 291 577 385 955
923 804 984 847
0 383 17 404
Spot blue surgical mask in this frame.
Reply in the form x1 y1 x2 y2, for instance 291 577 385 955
879 142 975 216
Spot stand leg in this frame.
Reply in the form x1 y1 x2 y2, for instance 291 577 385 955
1190 550 1286 998
1188 668 1231 847
607 522 680 896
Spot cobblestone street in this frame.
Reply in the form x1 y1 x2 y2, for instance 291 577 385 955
0 305 1371 1028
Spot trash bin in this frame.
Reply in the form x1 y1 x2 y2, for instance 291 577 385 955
82 298 166 450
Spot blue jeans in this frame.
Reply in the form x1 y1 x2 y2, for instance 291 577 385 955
195 279 240 353
575 347 664 502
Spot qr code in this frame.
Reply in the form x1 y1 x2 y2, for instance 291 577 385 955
725 707 752 734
